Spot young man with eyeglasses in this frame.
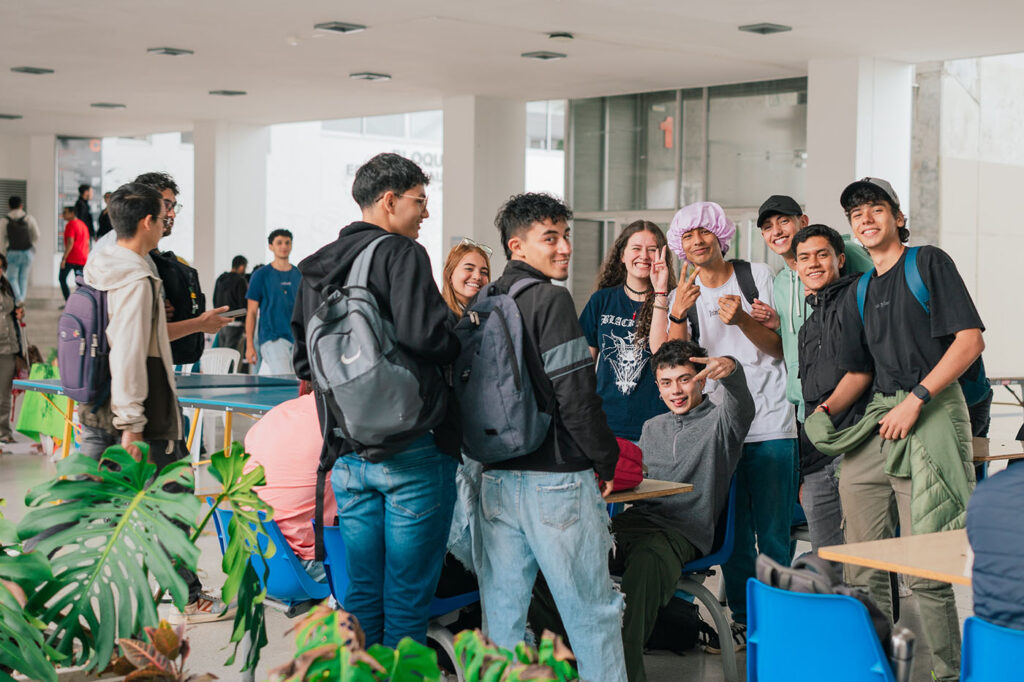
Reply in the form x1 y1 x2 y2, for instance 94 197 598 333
245 229 301 375
291 152 460 647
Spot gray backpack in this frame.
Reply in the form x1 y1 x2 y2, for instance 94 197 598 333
453 278 553 464
305 234 445 452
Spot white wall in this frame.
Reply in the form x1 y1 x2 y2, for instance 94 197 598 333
0 133 30 181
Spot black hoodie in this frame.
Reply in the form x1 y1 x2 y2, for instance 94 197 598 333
798 271 872 474
291 221 461 461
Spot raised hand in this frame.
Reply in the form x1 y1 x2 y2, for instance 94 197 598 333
717 294 747 326
674 266 701 314
690 355 736 382
750 298 780 330
651 245 670 293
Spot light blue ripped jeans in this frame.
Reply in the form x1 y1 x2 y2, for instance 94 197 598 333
477 469 626 682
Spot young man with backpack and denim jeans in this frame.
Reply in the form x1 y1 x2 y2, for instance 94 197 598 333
77 182 233 625
804 177 982 681
473 192 626 682
1 196 40 303
290 153 460 647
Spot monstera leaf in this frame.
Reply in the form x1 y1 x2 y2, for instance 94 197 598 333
454 629 578 682
18 446 201 671
0 504 60 682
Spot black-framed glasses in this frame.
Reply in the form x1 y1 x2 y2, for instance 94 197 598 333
459 237 493 257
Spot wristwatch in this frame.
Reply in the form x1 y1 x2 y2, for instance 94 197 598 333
668 313 686 325
911 384 931 404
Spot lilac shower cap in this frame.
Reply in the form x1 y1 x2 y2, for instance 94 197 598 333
666 202 736 261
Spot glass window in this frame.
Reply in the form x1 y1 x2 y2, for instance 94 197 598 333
322 118 362 135
409 110 443 142
527 101 550 149
706 78 807 207
606 95 640 211
680 88 706 205
641 91 678 210
549 100 566 151
569 219 607 312
570 98 605 211
364 113 406 138
56 136 102 250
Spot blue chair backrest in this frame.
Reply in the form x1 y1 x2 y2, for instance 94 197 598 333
961 616 1024 681
208 500 331 606
747 579 896 682
319 523 479 619
683 476 738 573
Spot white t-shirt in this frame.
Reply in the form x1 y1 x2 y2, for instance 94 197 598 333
668 262 796 443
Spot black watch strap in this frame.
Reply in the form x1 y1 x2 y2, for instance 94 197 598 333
669 313 685 325
911 384 931 404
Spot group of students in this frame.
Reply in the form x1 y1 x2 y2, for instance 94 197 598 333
80 151 987 681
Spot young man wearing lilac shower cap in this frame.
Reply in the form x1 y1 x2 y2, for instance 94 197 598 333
649 201 797 649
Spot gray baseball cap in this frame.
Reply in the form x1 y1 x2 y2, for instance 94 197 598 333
840 177 900 211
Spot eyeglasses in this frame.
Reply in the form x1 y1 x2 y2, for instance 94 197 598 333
163 199 183 213
459 237 493 257
398 194 428 210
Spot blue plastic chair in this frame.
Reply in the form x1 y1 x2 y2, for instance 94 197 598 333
961 616 1024 681
319 523 480 681
675 476 740 682
747 578 897 681
208 500 331 613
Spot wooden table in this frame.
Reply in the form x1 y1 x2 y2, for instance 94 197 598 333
972 437 1024 463
606 478 693 504
819 529 971 586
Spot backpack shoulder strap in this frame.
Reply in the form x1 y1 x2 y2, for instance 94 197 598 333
903 246 930 314
508 277 544 298
731 260 759 304
686 306 700 345
344 234 392 288
856 270 874 324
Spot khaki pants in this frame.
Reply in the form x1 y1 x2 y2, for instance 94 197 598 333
839 433 961 681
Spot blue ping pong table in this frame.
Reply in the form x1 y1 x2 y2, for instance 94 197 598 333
13 375 301 458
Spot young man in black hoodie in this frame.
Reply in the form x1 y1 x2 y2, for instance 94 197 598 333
477 193 626 682
290 153 460 648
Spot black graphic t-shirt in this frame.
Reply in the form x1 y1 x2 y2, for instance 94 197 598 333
579 286 667 441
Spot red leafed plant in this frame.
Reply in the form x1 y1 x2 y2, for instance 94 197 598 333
109 619 217 681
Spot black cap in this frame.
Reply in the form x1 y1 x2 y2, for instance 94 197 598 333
757 195 804 228
840 177 900 212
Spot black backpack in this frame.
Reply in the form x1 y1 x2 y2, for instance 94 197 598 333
686 259 758 345
644 596 703 654
5 214 32 251
151 250 206 364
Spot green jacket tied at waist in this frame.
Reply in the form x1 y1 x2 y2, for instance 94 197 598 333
804 384 975 535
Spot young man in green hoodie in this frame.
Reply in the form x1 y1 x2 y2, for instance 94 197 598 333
749 195 873 553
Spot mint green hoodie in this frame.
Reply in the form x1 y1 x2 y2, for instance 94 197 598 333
773 235 873 422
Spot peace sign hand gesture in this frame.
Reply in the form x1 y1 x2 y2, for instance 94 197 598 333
651 246 670 293
675 266 701 315
690 355 736 382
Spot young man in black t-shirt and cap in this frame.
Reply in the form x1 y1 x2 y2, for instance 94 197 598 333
803 177 982 682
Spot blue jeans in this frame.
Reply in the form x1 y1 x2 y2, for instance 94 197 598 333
257 338 294 375
6 249 32 303
330 435 457 647
723 438 799 622
478 469 627 682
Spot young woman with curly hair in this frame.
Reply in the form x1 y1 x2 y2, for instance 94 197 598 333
578 220 677 441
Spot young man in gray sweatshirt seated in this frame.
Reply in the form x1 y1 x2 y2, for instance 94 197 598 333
613 339 755 682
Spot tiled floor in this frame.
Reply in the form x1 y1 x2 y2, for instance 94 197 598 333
2 290 1020 680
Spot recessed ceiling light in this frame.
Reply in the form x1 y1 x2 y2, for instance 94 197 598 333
209 89 247 96
147 47 194 56
11 66 54 75
0 113 23 120
521 51 566 61
314 21 367 34
349 72 391 81
547 32 574 41
91 102 126 109
738 22 792 35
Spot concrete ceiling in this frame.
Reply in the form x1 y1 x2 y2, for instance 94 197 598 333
2 0 1024 137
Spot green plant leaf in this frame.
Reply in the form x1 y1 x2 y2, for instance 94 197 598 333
18 447 201 671
1 578 59 682
120 637 174 672
367 637 441 681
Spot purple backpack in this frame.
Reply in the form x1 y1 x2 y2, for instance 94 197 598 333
57 275 111 404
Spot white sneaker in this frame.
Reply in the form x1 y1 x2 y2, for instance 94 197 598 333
167 591 236 625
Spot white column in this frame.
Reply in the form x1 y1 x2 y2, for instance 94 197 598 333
192 121 270 296
442 96 526 274
26 134 57 294
806 58 914 231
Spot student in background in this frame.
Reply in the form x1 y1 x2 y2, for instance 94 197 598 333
1 196 41 304
477 192 626 682
967 464 1024 631
441 240 491 317
75 184 95 241
246 229 301 375
214 255 249 355
96 192 114 240
59 206 90 301
579 221 674 444
0 253 25 443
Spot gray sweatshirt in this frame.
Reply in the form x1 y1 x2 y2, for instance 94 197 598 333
633 361 754 555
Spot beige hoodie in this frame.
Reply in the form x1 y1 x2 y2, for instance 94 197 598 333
0 208 41 254
82 243 181 440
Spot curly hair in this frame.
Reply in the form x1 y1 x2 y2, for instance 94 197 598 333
441 243 492 317
495 193 573 259
842 186 909 243
594 221 677 346
651 339 707 375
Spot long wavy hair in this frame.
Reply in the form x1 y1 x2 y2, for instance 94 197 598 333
595 221 677 345
442 243 492 318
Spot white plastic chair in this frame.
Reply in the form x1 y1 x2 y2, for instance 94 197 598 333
190 348 242 462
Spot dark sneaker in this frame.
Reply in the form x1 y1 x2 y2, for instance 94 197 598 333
697 618 721 655
729 621 747 652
